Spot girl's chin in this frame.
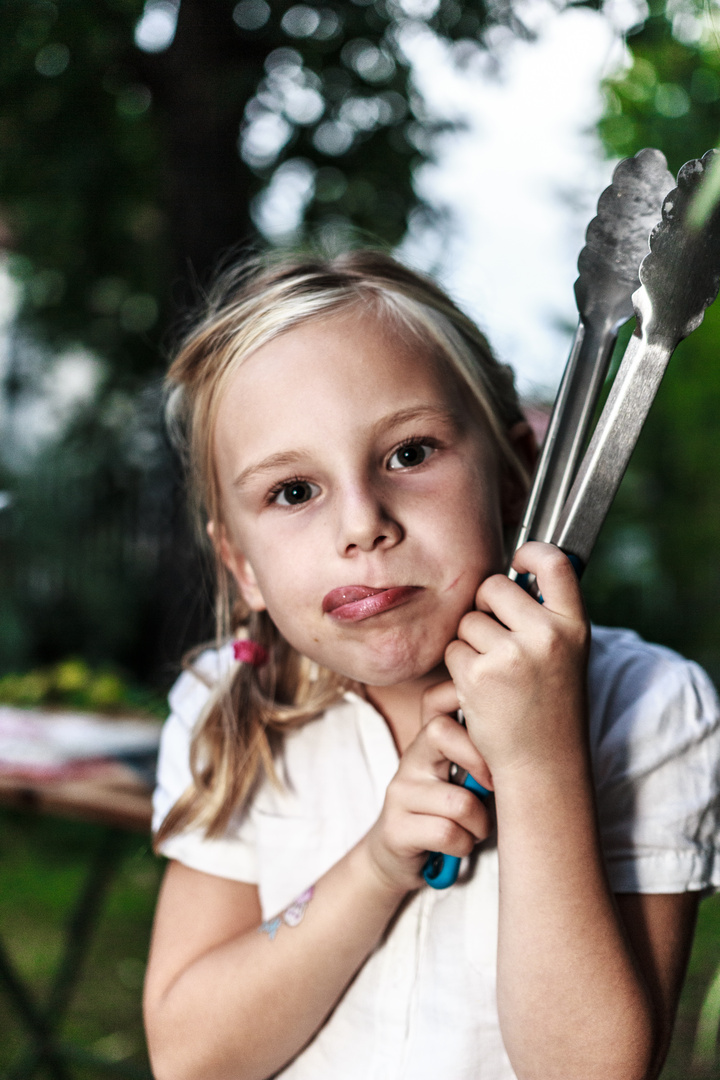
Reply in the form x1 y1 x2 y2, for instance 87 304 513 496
335 647 450 689
288 625 456 688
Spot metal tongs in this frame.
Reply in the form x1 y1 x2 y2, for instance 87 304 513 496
424 148 720 890
551 149 720 568
513 148 674 555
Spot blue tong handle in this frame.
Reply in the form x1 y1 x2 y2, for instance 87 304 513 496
423 766 490 889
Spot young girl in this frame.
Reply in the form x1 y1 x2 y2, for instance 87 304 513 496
144 251 720 1080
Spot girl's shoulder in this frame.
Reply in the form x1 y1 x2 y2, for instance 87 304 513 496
166 644 235 730
154 661 392 910
157 650 391 818
587 624 719 746
153 645 237 853
588 626 720 894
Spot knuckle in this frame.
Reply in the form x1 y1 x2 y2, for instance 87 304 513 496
499 638 523 673
423 715 442 743
457 833 475 857
435 819 474 858
444 785 476 820
536 621 562 654
420 680 441 709
478 573 504 600
477 807 492 842
546 545 570 569
538 617 587 660
424 713 451 744
444 637 460 658
383 777 411 816
434 817 460 852
421 682 459 723
420 684 438 719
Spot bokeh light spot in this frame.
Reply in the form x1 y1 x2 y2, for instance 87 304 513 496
282 5 321 38
34 43 69 78
654 82 690 118
134 0 179 53
233 0 271 31
116 84 153 118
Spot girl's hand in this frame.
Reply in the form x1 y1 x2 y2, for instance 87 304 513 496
445 542 590 784
364 701 493 894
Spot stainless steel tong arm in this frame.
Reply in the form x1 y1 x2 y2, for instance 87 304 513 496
553 150 720 568
513 149 673 555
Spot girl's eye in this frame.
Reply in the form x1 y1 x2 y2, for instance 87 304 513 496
388 442 434 470
272 480 320 507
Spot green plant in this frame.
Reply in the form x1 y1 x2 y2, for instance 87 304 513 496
0 658 167 718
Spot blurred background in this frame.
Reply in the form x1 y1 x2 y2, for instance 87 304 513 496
1 0 720 1076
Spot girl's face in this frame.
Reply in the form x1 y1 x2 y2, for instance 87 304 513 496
213 309 519 688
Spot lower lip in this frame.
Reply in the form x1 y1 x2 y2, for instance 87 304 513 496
327 587 422 622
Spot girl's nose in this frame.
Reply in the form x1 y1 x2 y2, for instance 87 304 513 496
336 486 403 556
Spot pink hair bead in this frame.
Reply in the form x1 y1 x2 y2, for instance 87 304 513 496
233 639 269 667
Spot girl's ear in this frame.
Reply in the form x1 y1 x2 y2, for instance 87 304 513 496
206 520 267 612
501 421 538 527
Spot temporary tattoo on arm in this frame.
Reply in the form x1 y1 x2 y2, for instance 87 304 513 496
258 916 282 941
258 886 315 941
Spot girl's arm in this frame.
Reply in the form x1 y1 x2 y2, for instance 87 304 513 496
144 714 491 1080
441 541 694 1080
615 891 699 1076
144 847 401 1080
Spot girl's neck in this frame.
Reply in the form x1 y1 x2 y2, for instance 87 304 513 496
363 666 448 755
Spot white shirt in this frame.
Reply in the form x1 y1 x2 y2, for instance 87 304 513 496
153 627 720 1079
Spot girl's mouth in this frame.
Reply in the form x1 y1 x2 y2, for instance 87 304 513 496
322 585 422 622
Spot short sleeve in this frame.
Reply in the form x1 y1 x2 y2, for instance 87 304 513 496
590 628 720 894
152 649 259 883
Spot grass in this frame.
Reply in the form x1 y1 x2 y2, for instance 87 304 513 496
0 809 164 1079
664 891 720 1079
0 807 719 1078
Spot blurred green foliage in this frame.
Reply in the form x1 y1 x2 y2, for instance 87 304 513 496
0 656 167 716
0 0 564 372
0 0 603 681
599 0 720 173
0 0 165 380
0 381 189 681
584 0 720 683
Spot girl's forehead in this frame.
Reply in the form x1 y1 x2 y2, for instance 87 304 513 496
212 311 475 464
224 309 459 410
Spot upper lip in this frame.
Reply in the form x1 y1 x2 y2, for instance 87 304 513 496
322 585 403 613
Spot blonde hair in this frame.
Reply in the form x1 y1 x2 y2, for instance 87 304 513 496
156 250 528 844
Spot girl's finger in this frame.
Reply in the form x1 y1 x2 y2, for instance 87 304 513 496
454 608 509 653
405 781 491 844
404 712 490 788
510 541 586 620
471 575 542 635
420 679 460 725
401 815 486 862
472 546 584 631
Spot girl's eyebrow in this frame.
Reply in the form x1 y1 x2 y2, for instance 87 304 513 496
233 450 305 490
371 405 463 435
232 405 463 490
